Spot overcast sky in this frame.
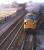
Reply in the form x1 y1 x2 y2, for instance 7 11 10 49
0 0 44 5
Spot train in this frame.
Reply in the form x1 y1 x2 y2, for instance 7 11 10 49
24 13 39 32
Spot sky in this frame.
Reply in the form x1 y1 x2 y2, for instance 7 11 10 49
0 0 44 5
15 0 44 3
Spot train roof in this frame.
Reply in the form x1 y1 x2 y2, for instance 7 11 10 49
26 13 35 16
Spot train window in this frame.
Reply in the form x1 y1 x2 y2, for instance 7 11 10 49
24 15 38 20
24 15 32 19
32 16 38 20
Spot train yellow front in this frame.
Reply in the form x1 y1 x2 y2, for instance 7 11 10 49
24 13 38 30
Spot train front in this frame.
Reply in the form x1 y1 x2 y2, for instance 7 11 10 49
24 13 38 32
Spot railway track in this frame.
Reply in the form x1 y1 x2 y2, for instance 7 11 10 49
0 16 23 44
0 11 27 43
20 31 37 50
0 17 24 50
7 23 24 50
0 12 27 50
7 23 26 50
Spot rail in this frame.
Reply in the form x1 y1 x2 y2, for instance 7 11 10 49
0 11 27 50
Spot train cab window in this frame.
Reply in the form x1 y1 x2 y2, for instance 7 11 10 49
24 15 33 19
24 15 38 20
31 16 38 20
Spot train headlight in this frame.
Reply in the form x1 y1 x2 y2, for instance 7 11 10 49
24 22 28 25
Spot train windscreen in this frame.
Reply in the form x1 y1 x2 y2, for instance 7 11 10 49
24 15 38 20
